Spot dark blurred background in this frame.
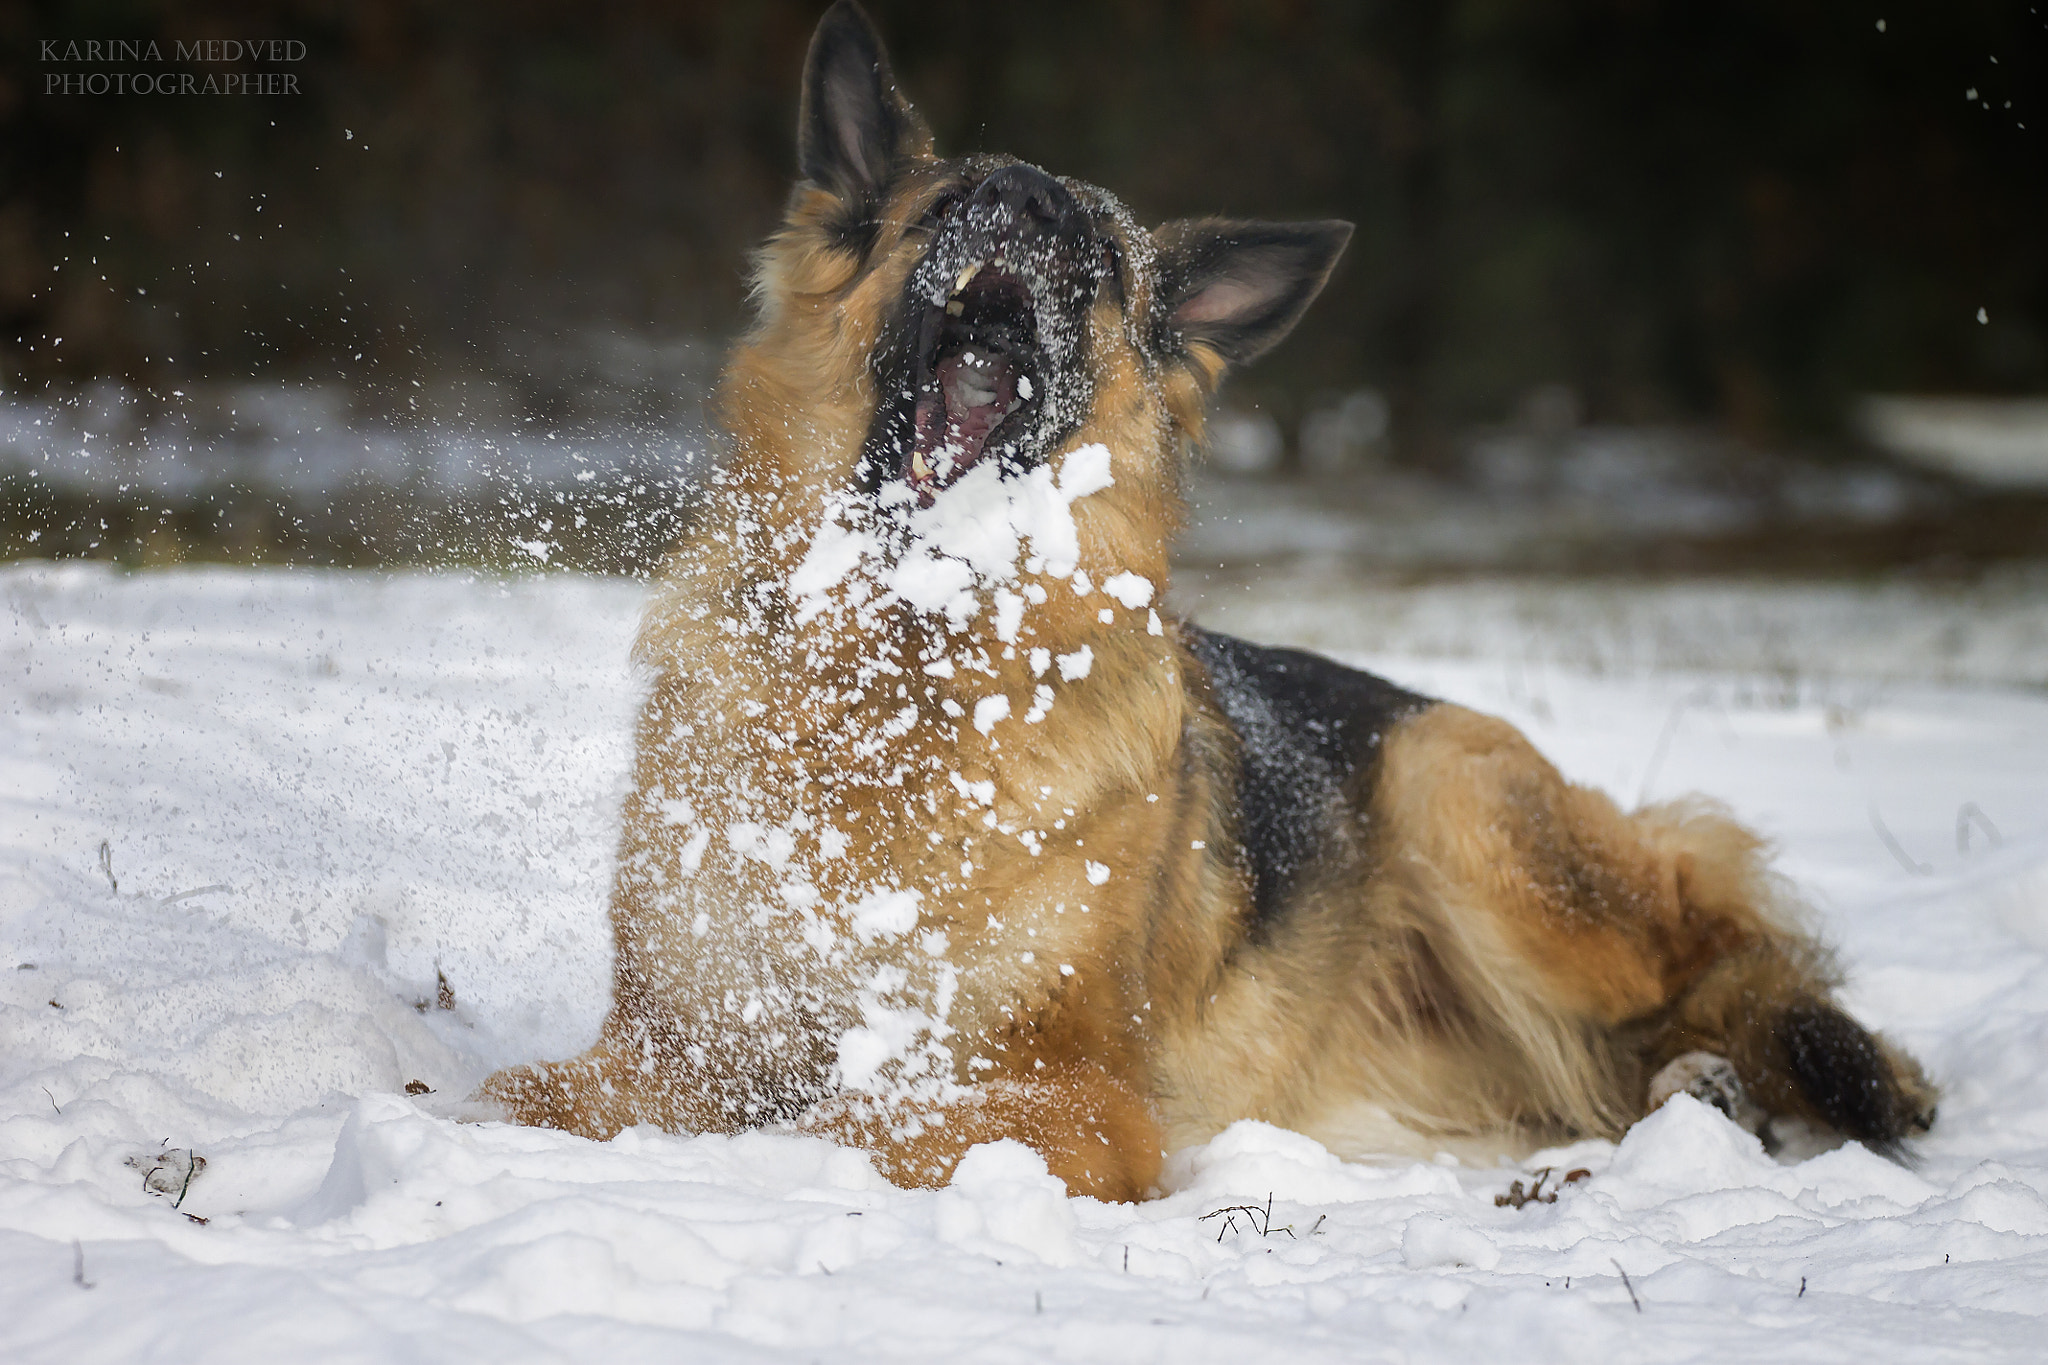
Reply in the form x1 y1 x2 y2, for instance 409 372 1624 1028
3 0 2046 574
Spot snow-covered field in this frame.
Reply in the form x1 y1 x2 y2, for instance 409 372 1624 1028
3 560 2046 1362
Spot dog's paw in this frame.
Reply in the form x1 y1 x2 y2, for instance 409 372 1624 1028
1648 1050 1766 1135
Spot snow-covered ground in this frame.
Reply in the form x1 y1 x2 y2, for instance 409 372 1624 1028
3 560 2046 1362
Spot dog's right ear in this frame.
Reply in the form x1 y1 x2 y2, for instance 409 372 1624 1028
799 1 932 213
1151 218 1353 377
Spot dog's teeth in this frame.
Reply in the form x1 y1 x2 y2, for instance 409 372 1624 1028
945 300 964 316
954 263 979 294
911 448 932 480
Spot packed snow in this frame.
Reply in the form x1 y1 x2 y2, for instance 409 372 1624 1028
3 560 2046 1362
791 442 1117 631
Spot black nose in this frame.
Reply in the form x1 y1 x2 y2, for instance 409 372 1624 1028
972 165 1086 240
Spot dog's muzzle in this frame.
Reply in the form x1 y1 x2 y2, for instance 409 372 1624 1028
862 165 1109 502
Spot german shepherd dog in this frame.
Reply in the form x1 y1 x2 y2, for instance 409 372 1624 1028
480 1 1935 1200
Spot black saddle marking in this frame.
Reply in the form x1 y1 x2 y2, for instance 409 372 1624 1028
1185 626 1431 932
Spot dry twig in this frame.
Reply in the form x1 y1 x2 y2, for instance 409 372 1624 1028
1612 1258 1641 1313
1199 1193 1297 1242
1495 1166 1591 1209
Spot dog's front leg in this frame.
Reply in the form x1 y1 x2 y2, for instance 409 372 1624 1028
475 1006 748 1141
795 1061 1162 1202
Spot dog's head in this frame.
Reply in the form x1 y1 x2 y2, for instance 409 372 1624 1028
725 0 1349 516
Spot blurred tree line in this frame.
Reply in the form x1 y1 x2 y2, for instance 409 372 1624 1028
3 0 2044 459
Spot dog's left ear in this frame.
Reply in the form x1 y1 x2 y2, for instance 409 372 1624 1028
799 1 932 212
1152 219 1353 372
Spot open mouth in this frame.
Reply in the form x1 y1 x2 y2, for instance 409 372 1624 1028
905 263 1043 500
858 163 1113 505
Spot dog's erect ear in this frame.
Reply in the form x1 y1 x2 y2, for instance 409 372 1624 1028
799 1 930 208
1151 219 1353 370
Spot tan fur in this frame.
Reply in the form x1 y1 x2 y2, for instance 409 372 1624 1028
480 8 1932 1191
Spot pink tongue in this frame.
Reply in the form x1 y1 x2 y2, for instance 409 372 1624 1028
911 353 1020 487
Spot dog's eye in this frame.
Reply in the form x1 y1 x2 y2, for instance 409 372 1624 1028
917 189 965 230
1097 238 1127 306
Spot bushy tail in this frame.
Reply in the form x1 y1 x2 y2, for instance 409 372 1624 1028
1640 940 1937 1158
1776 997 1937 1157
1633 801 1937 1158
